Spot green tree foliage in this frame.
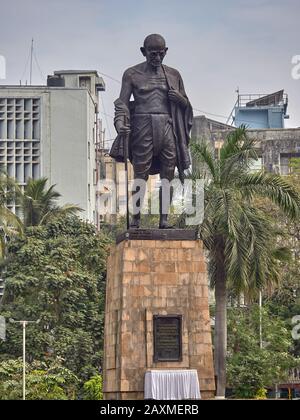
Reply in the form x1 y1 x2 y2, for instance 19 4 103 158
0 216 111 382
289 157 300 179
17 178 81 227
265 269 300 357
0 171 23 259
190 127 300 397
83 374 103 400
261 158 300 356
227 305 297 399
0 358 78 400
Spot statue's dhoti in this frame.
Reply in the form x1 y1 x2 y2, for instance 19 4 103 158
130 114 176 180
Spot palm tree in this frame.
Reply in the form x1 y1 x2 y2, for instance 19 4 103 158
0 171 23 259
191 127 300 398
18 178 81 227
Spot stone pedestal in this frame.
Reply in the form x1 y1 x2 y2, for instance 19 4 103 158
103 233 215 400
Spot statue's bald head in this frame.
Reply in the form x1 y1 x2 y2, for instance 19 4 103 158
143 34 166 50
141 34 168 69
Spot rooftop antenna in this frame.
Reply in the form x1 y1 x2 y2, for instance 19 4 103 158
29 38 34 85
236 86 240 104
226 87 240 125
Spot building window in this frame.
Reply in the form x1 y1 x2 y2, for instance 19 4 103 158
93 169 97 186
280 153 300 175
0 97 40 213
88 142 90 160
88 183 91 202
79 76 91 92
100 161 106 179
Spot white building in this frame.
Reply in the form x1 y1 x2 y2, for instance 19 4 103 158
0 70 105 223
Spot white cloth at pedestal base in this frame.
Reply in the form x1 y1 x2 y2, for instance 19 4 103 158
144 370 201 400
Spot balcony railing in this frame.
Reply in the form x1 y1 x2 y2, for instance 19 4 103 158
237 91 288 108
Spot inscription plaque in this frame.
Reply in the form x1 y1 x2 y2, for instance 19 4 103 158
153 315 182 362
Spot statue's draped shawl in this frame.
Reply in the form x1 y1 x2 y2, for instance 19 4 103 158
109 65 193 181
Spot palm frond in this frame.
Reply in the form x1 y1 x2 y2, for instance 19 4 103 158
39 204 82 225
190 141 218 182
238 172 300 219
220 128 259 186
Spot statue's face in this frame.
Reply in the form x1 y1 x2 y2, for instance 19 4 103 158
141 38 168 68
145 46 167 68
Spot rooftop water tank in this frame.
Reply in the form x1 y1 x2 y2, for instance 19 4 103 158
47 75 65 87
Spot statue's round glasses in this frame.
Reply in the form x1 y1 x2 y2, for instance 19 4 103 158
147 50 166 59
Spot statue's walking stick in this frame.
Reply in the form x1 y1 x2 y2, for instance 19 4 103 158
123 132 130 230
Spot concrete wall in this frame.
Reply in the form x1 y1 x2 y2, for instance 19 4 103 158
218 128 300 174
192 116 300 175
235 107 285 129
86 90 97 223
247 128 300 173
235 108 269 129
0 85 98 223
45 89 89 218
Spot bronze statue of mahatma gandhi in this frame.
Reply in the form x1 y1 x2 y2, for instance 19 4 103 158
110 34 193 229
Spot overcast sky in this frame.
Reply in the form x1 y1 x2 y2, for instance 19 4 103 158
1 0 300 138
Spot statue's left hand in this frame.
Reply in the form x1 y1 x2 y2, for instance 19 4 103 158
168 89 187 108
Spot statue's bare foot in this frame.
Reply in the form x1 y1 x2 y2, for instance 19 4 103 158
159 216 174 229
159 224 174 229
129 216 140 229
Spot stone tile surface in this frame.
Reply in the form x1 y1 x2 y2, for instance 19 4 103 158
103 238 215 400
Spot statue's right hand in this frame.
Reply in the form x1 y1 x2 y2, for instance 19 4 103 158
117 124 131 136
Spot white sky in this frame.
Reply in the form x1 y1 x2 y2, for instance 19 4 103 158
1 0 300 139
